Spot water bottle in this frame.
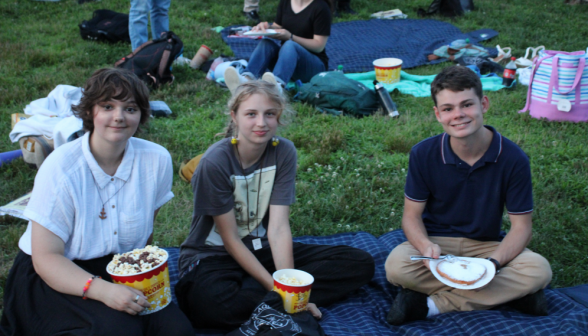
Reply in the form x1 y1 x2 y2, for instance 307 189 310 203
502 57 516 87
374 80 399 117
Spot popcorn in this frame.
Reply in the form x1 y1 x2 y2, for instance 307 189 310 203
108 245 167 275
278 274 309 286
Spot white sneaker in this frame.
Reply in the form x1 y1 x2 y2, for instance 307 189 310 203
224 67 249 95
261 72 283 93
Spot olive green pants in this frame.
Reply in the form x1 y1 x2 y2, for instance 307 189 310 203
385 237 552 313
243 0 259 12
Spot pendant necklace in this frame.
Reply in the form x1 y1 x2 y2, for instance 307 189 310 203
89 171 127 220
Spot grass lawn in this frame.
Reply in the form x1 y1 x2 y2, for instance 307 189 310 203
1 0 588 312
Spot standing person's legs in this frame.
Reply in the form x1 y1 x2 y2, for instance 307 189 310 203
292 243 375 307
242 39 281 79
149 0 170 40
129 0 150 51
243 0 260 23
243 0 259 12
272 41 326 85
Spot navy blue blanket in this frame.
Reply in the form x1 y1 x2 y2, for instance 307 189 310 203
221 19 498 73
164 230 588 335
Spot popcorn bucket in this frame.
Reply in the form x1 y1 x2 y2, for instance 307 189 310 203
272 269 314 314
373 58 403 84
107 250 171 315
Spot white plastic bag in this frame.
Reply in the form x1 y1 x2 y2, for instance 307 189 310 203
516 67 532 86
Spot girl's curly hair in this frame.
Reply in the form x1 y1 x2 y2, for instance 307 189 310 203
71 68 151 133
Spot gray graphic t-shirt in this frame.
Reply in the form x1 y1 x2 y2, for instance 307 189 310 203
178 137 297 272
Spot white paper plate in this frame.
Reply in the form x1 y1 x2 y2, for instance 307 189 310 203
243 29 277 36
430 257 495 290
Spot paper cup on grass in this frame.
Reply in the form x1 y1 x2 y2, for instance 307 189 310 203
273 269 314 314
373 58 403 84
190 44 213 69
107 250 172 315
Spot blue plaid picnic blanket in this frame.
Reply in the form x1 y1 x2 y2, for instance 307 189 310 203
221 19 498 73
163 230 588 335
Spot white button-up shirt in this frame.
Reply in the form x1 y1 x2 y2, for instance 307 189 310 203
19 132 174 260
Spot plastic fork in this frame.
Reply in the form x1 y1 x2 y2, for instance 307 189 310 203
410 255 457 262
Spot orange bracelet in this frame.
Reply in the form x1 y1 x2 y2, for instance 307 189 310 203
82 275 101 300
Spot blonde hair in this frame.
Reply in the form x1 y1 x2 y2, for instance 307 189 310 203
221 80 295 138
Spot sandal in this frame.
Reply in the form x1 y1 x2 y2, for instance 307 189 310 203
515 46 545 68
491 45 512 63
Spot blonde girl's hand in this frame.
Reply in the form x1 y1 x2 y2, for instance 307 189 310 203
306 303 322 319
99 282 150 315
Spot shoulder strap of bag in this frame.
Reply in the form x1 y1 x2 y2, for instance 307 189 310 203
519 54 553 113
114 40 155 67
157 38 173 81
550 56 585 97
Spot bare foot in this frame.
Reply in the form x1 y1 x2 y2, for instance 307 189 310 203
306 303 322 319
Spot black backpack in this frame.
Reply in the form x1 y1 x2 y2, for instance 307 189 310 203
79 9 130 43
114 31 184 89
418 0 474 17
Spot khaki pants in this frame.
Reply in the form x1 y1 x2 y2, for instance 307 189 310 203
385 237 552 314
243 0 259 12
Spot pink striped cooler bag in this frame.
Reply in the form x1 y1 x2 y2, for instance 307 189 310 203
520 48 588 122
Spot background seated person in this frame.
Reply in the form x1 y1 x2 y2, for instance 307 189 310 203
385 66 552 325
0 68 193 336
176 81 374 330
225 0 332 94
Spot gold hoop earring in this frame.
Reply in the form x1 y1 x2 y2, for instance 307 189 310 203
272 137 279 147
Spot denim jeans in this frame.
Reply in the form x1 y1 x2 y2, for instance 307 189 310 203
129 0 171 51
176 242 375 330
243 39 326 84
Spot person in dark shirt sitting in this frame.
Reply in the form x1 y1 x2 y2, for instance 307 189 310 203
385 66 552 325
225 0 332 94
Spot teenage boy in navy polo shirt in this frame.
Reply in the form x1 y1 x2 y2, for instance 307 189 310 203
385 66 552 325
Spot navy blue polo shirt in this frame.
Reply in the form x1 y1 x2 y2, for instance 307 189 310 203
405 126 533 241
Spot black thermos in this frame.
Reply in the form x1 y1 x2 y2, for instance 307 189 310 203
374 80 399 117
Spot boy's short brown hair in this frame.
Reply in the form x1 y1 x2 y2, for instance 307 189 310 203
72 68 150 132
430 66 483 106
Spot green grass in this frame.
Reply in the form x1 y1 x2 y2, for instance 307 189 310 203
2 0 588 312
